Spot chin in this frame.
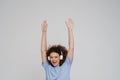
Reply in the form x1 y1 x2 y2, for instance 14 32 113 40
53 64 57 66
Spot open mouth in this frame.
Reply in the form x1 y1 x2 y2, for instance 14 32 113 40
52 61 57 65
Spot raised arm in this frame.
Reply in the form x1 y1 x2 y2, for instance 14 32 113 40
65 18 74 61
41 20 48 63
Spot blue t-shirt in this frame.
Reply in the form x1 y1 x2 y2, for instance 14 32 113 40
42 57 72 80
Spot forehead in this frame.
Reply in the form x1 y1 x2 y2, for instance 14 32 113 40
50 52 59 56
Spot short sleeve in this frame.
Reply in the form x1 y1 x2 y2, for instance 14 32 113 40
65 56 72 65
42 60 49 69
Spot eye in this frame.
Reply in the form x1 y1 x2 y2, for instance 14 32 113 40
50 57 53 59
55 56 58 58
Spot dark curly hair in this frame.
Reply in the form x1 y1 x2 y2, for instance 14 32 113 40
46 45 68 66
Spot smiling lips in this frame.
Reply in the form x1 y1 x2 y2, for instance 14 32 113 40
52 61 57 65
53 61 57 63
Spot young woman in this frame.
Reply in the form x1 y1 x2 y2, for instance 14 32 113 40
41 18 74 80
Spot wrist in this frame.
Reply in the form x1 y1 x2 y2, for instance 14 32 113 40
42 31 47 33
67 27 73 31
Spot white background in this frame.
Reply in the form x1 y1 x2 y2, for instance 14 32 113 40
0 0 120 80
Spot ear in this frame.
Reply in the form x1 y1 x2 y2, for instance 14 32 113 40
48 56 50 60
60 55 63 60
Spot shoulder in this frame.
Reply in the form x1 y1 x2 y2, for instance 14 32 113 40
42 60 49 69
63 56 73 66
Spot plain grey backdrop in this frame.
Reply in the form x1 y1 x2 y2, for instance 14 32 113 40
0 0 120 80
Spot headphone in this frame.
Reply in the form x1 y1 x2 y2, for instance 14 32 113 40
48 51 63 60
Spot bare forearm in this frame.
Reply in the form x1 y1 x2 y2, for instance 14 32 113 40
68 28 74 51
41 31 47 62
41 32 47 53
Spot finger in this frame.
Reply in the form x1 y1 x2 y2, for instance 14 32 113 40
69 18 74 25
68 18 72 21
68 18 73 23
43 20 47 24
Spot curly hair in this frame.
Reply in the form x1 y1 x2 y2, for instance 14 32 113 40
46 45 68 66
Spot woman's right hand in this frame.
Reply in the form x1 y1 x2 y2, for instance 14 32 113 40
41 20 48 32
65 18 74 30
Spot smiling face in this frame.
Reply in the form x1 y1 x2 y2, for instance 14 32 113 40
49 52 60 66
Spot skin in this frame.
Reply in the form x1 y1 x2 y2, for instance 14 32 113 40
49 52 60 66
41 18 74 66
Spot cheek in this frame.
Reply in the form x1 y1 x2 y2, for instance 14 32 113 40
56 57 60 60
57 58 60 61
